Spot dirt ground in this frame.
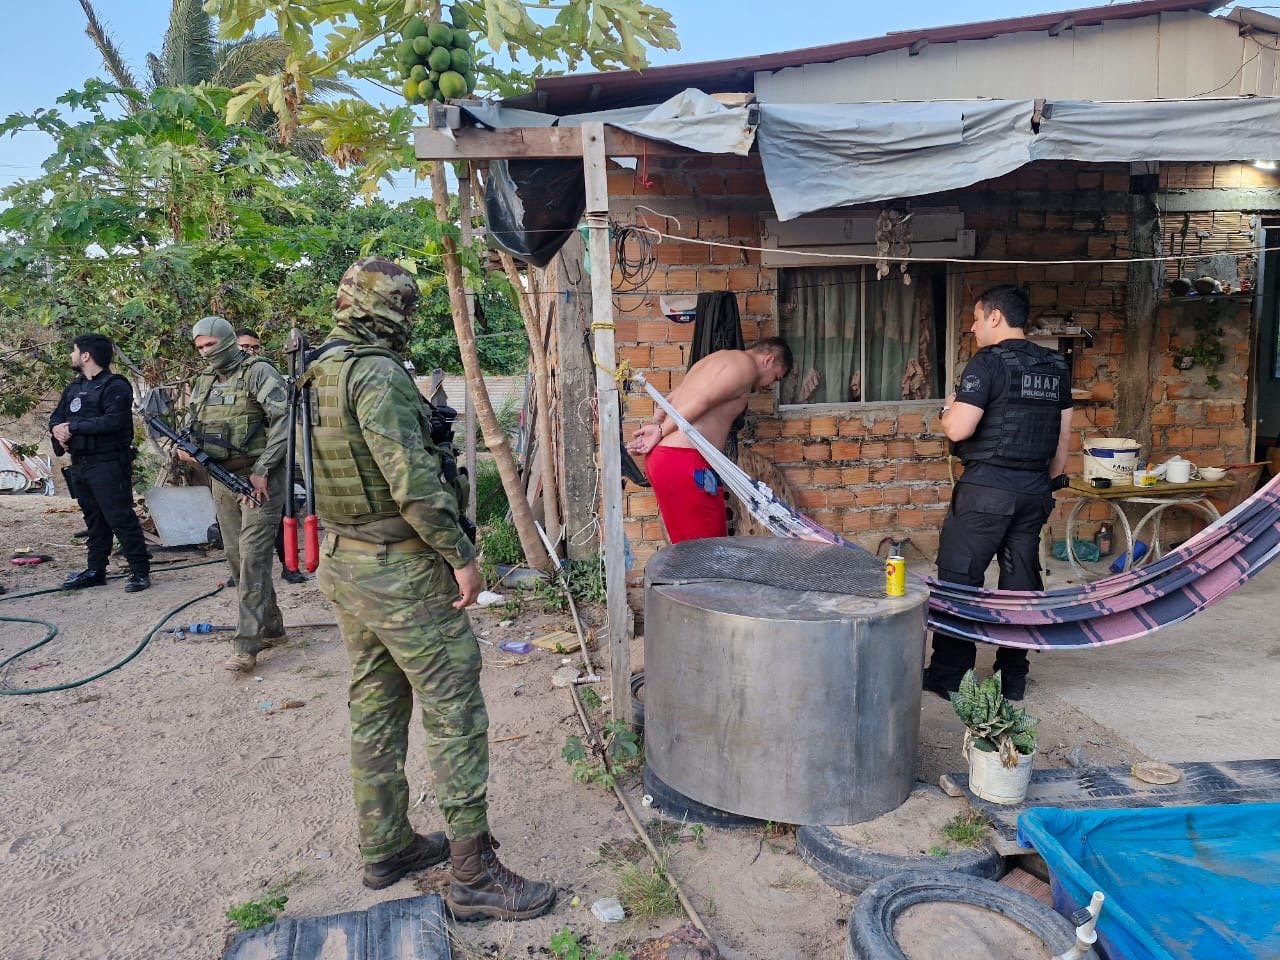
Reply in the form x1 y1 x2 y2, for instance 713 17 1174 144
0 487 1147 960
0 413 1146 960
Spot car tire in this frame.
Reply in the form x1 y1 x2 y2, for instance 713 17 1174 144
642 764 762 828
797 794 1006 895
846 870 1098 960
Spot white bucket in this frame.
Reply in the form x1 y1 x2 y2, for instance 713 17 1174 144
968 746 1036 805
1083 437 1141 482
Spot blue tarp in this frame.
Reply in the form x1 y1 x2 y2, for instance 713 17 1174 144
1018 804 1280 960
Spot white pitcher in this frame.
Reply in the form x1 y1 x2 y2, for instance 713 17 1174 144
1166 458 1199 483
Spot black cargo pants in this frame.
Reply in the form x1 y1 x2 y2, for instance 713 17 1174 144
71 452 150 575
925 481 1054 684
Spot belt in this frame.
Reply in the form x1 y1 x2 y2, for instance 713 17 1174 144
331 534 432 556
71 450 130 464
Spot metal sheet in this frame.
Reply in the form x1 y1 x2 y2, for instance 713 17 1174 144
644 546 927 826
145 485 217 547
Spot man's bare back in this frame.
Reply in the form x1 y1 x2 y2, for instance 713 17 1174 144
628 342 791 456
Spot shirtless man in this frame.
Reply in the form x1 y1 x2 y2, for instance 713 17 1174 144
627 338 792 543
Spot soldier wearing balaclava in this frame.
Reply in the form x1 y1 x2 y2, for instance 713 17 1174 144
185 314 291 672
305 257 556 920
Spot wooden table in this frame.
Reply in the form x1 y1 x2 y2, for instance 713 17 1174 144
1061 476 1236 579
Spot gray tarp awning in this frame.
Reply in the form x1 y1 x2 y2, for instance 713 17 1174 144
759 96 1280 219
462 89 756 156
757 100 1035 220
471 91 1280 219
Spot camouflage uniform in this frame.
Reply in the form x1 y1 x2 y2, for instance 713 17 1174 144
188 316 290 654
307 259 487 857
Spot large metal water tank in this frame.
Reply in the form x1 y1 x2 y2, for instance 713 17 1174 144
644 537 927 826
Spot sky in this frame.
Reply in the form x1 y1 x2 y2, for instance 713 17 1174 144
0 0 1181 202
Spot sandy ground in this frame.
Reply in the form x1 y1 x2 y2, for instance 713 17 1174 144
0 487 1149 960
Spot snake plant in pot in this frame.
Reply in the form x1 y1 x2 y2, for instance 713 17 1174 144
951 670 1039 804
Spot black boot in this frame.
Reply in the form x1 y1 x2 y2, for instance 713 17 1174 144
447 834 556 922
63 568 106 590
362 832 449 890
281 569 308 584
124 573 151 593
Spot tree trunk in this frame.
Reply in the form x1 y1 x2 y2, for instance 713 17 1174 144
497 249 562 550
429 162 550 572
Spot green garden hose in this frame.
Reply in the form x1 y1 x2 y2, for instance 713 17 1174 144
0 559 228 695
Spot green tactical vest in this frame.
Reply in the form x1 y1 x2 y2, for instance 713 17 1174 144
305 344 457 527
188 356 271 462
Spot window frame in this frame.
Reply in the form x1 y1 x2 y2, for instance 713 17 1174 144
774 263 962 412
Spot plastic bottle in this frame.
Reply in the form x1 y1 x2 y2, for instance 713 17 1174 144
1109 540 1147 574
1094 522 1113 557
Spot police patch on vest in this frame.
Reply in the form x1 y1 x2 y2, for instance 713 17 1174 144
69 397 82 412
1019 372 1061 401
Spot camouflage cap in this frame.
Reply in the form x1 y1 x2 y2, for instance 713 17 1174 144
334 258 420 330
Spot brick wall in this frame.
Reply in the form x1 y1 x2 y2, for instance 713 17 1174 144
608 156 1270 589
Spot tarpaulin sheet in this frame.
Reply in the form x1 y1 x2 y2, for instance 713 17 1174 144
757 99 1035 220
1017 804 1280 960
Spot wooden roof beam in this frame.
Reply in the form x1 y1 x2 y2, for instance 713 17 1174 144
413 124 701 161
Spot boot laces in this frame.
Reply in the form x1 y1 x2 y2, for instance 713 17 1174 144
481 837 528 891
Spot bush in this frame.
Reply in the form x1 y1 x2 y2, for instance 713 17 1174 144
473 457 508 526
478 516 523 581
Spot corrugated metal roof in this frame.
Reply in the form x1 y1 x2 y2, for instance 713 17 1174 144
516 0 1226 113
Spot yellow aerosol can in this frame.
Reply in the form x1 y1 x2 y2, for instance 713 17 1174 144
885 554 906 597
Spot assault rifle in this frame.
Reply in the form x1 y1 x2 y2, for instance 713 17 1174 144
146 415 262 506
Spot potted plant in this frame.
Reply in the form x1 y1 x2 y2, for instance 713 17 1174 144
950 670 1039 805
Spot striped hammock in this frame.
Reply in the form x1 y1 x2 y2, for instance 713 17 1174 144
636 373 1280 650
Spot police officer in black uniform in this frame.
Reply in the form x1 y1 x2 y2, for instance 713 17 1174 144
49 334 151 593
923 286 1072 701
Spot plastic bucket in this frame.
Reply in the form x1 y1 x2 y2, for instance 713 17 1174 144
1083 438 1141 482
968 747 1035 805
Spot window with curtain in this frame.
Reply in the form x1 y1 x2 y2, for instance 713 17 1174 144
777 265 949 405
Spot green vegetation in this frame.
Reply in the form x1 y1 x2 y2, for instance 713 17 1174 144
548 928 627 960
613 853 680 920
950 670 1039 764
0 86 526 420
478 516 522 582
940 810 990 847
562 720 642 790
536 557 607 612
226 892 288 931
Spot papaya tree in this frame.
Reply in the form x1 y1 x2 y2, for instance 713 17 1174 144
201 0 680 572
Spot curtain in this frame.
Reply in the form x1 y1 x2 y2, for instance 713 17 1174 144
779 267 940 404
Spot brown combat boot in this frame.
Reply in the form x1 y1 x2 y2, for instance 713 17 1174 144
363 831 450 889
446 834 556 922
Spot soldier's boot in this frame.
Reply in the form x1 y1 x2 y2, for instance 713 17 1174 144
224 651 256 672
63 568 107 590
362 832 450 890
446 834 556 922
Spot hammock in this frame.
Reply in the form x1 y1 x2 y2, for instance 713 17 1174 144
635 373 1280 650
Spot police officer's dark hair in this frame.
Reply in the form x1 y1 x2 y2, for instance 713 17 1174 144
73 334 114 369
235 328 260 340
750 337 794 376
975 285 1031 328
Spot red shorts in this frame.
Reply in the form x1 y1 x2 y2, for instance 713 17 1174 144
644 444 727 543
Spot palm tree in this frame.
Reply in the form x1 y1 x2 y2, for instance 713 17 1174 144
79 0 352 159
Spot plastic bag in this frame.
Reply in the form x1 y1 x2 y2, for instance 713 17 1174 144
484 158 586 267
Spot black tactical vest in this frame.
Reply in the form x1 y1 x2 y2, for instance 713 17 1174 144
956 341 1069 470
64 373 133 456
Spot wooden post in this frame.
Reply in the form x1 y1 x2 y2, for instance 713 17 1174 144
1118 163 1163 450
582 122 631 724
552 230 601 562
457 169 479 522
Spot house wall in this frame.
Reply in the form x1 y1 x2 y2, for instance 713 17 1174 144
609 155 1276 596
755 10 1280 102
